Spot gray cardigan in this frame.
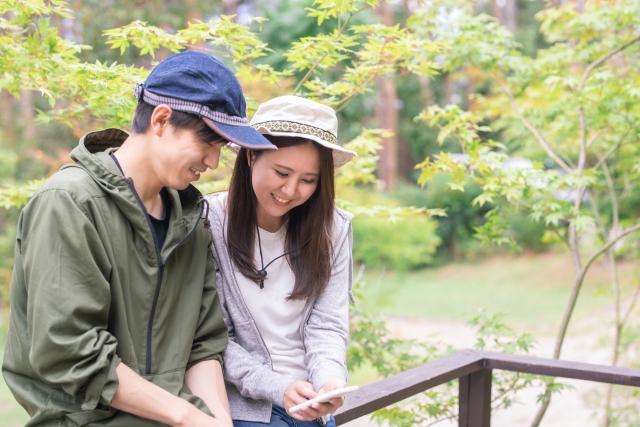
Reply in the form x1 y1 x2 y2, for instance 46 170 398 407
206 192 354 422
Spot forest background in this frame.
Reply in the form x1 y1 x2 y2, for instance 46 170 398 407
2 0 640 426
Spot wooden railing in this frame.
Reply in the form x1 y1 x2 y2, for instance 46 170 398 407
334 349 640 426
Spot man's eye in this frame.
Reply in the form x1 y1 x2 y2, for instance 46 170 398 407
275 170 287 177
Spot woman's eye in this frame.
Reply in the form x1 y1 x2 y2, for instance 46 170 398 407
274 170 287 177
302 179 315 184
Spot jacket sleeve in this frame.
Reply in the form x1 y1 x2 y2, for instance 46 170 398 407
215 267 292 407
20 189 120 411
187 245 228 370
304 221 352 392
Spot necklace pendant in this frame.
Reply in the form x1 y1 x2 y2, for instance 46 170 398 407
259 269 267 278
259 280 264 289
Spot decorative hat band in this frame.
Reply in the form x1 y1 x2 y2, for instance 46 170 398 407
252 120 338 145
134 84 250 127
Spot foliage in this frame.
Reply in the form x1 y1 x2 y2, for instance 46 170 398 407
0 180 46 210
408 0 640 422
352 215 441 271
349 276 571 427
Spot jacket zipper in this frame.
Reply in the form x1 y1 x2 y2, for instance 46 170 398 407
125 180 202 375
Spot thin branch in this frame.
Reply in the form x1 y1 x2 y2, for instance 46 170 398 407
578 109 587 173
424 414 457 427
586 189 608 241
592 127 632 170
602 162 619 233
292 6 368 95
577 34 640 93
619 170 632 202
492 76 572 173
593 141 622 171
551 225 572 250
583 223 640 280
553 221 640 359
586 130 604 149
334 73 378 113
334 40 391 113
491 373 522 404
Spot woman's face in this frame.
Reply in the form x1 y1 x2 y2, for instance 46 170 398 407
249 142 320 230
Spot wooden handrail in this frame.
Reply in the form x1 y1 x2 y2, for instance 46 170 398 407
334 349 640 426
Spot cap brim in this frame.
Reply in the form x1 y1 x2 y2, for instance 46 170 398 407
202 117 277 150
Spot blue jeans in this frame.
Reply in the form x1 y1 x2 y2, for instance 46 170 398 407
233 405 337 427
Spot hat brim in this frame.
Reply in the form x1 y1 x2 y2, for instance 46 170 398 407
227 128 357 168
202 117 277 150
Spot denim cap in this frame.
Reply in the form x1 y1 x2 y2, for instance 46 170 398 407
134 51 276 150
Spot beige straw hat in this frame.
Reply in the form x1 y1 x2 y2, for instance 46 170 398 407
227 95 357 168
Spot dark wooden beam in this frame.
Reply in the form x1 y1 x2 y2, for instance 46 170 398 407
459 369 492 427
480 350 640 387
334 349 640 426
334 350 484 425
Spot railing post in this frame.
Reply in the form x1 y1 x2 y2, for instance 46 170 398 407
459 369 492 427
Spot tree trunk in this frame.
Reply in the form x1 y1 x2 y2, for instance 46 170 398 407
489 0 517 33
0 90 17 146
20 89 37 144
374 1 399 191
375 77 399 191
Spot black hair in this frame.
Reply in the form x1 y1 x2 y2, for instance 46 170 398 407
131 101 224 145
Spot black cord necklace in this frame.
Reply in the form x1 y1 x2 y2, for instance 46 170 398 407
250 160 311 289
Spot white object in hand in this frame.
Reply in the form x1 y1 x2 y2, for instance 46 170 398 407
289 386 359 414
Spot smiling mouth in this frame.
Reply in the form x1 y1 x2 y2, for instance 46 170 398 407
190 167 201 177
271 193 292 205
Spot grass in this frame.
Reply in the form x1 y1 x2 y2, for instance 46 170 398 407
359 251 637 332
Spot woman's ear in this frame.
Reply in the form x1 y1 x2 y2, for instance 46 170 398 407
245 149 255 166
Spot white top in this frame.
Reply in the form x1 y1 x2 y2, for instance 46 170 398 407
234 224 309 382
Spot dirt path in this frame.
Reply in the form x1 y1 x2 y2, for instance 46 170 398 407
343 311 616 427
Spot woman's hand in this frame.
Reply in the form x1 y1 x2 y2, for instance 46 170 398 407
310 379 347 416
283 381 321 421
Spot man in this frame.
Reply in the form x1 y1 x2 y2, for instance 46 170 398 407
2 51 276 426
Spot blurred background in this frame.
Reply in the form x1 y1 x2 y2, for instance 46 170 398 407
2 0 639 425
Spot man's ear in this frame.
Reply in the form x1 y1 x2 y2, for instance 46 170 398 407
150 105 173 136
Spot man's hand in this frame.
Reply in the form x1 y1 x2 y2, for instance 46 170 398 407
184 360 232 427
174 402 225 427
111 362 223 427
310 379 347 416
283 381 321 421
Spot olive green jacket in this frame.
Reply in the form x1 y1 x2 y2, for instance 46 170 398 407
2 128 228 426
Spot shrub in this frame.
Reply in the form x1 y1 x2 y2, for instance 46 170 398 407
352 215 441 271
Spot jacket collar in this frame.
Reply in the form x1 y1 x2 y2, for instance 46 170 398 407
66 128 206 260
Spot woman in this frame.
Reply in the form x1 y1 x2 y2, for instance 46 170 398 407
206 95 357 427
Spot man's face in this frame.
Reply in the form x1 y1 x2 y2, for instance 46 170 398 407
156 127 224 190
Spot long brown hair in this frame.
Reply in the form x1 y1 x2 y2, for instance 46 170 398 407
226 135 335 301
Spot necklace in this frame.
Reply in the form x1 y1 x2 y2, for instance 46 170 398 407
254 229 311 289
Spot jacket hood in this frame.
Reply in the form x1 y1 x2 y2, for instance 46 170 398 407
67 128 205 261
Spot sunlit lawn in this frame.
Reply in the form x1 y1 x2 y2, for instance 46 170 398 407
359 251 636 332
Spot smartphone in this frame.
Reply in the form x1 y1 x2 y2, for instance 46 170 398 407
289 386 359 414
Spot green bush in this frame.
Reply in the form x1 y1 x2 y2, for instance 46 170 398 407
352 215 441 271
